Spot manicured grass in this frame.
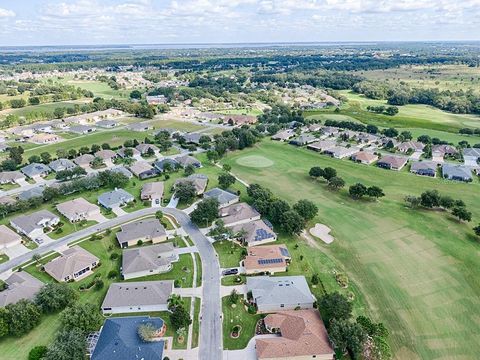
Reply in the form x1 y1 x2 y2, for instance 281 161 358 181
48 219 97 240
213 240 244 268
222 296 261 350
24 252 61 283
124 253 194 288
0 100 88 120
0 183 20 191
192 297 201 348
223 139 480 359
194 253 202 287
221 275 245 286
149 118 205 132
0 253 9 264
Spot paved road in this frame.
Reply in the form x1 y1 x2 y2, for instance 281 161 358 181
164 208 223 360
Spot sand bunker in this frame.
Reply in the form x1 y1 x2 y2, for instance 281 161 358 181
309 223 334 244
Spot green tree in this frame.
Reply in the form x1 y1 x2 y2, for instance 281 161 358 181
268 199 291 224
184 164 195 176
28 346 48 360
309 166 324 179
130 90 142 99
28 155 41 164
222 164 232 172
319 292 352 324
280 210 305 235
9 146 24 165
218 172 236 189
40 152 52 164
474 224 480 237
329 319 366 359
60 303 102 333
293 199 318 221
229 289 239 304
420 190 440 208
6 299 41 336
0 308 9 337
191 198 219 226
322 167 337 181
328 176 345 191
170 305 192 330
34 283 77 313
53 107 66 119
451 206 472 222
175 181 197 204
44 329 86 360
366 186 385 199
155 210 164 220
349 183 367 200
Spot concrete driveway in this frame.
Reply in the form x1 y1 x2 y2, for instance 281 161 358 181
223 335 279 360
88 213 109 223
112 207 127 216
409 151 422 160
220 284 247 297
4 244 30 259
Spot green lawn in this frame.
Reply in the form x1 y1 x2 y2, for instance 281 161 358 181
222 296 261 350
0 100 89 120
0 254 9 264
222 139 480 359
213 240 244 268
194 253 202 287
192 297 201 348
221 275 245 286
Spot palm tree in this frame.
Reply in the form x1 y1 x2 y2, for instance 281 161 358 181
168 294 183 311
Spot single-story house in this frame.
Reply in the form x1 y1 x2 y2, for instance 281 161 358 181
410 161 437 177
271 129 294 141
18 186 45 201
442 164 472 182
320 126 339 137
0 171 25 185
0 225 22 252
146 95 168 105
307 140 336 152
0 196 15 205
73 154 95 168
308 123 322 132
94 149 117 162
122 243 178 280
10 210 60 240
48 158 76 172
110 166 133 179
357 133 379 144
174 174 208 195
244 244 291 275
29 133 60 144
153 158 179 172
140 182 164 201
351 151 378 165
377 155 408 171
380 137 399 148
0 272 43 307
117 147 141 158
463 147 480 163
21 163 51 179
90 316 165 360
183 132 207 145
44 246 99 282
220 202 261 227
397 141 425 153
135 143 159 155
56 197 101 222
432 144 458 157
324 146 359 159
246 275 316 313
257 310 334 360
116 218 168 248
175 155 202 168
223 114 257 126
289 134 317 146
98 188 135 209
129 161 158 179
96 120 118 128
101 280 173 314
231 219 277 246
204 188 239 208
126 122 152 132
68 125 96 134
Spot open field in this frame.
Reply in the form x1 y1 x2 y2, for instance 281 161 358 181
307 90 480 133
0 100 90 120
222 139 480 359
48 76 130 100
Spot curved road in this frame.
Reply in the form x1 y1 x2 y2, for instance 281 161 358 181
0 205 223 360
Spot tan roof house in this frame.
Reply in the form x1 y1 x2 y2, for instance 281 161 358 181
256 310 334 360
44 246 99 282
141 182 164 201
174 174 208 195
377 155 408 171
30 133 60 144
94 149 117 162
122 243 178 280
351 151 378 165
244 244 291 275
0 225 22 252
0 171 25 185
56 198 101 222
231 219 276 245
73 154 95 168
220 202 261 227
116 218 168 248
10 210 60 240
0 272 43 307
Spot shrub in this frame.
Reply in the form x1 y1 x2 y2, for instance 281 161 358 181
94 279 104 290
28 345 47 360
110 253 119 260
107 270 118 279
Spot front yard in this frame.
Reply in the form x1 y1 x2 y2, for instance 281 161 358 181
213 240 244 268
222 296 261 350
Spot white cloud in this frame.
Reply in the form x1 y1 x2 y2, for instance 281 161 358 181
0 7 15 17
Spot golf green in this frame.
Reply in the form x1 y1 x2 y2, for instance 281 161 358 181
236 155 274 168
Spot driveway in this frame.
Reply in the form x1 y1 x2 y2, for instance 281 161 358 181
432 155 444 163
175 246 198 255
173 287 202 297
220 284 247 297
112 207 127 216
88 213 108 223
3 244 30 259
16 179 29 186
409 151 422 160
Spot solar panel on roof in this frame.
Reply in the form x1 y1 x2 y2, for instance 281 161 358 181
254 228 274 241
258 258 284 265
279 248 290 257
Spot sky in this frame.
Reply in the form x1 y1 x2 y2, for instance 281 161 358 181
0 0 479 46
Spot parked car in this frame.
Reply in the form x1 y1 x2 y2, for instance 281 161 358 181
222 268 238 276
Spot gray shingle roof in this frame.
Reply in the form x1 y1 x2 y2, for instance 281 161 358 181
44 246 99 282
21 163 50 178
122 243 175 277
116 218 167 245
204 188 239 207
10 209 58 234
442 164 472 181
0 271 43 307
98 189 134 208
48 158 76 172
101 281 173 308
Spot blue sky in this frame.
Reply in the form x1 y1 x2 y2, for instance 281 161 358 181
0 0 479 46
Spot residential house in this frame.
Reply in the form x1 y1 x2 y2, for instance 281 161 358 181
48 158 76 172
397 141 425 153
174 174 208 195
351 151 378 165
308 123 322 132
29 133 60 144
463 147 480 166
110 166 133 179
73 154 95 168
243 244 291 275
18 186 44 201
256 310 334 360
135 143 159 156
117 147 141 158
140 182 164 201
289 134 317 146
0 171 25 185
129 161 158 179
122 243 178 280
0 272 43 307
324 146 359 159
10 210 60 240
98 188 135 210
204 188 239 208
223 114 257 126
410 161 437 177
231 219 277 246
442 164 473 182
0 225 22 252
68 125 97 134
175 155 202 168
94 149 117 163
320 126 339 137
377 155 408 171
101 281 173 314
307 140 336 152
126 122 152 132
271 129 294 141
246 275 316 313
96 120 118 128
146 95 167 105
153 158 179 172
21 163 51 180
432 144 458 159
116 218 167 248
56 198 101 222
90 316 165 360
183 132 206 145
357 132 379 144
220 202 261 227
44 246 99 282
